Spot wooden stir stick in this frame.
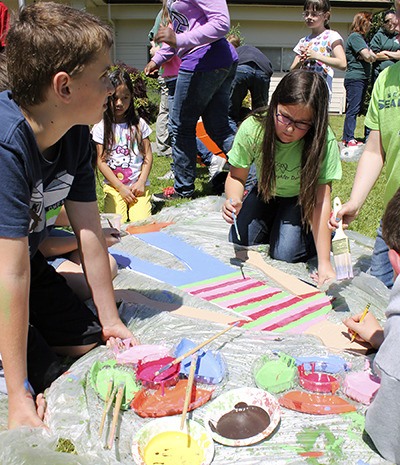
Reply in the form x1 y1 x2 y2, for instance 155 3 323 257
107 383 125 449
99 378 115 437
180 354 199 430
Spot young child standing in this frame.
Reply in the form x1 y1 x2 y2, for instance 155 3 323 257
222 70 342 287
93 67 153 223
290 0 346 99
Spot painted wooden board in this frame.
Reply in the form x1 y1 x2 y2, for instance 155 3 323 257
110 232 234 287
112 233 333 335
182 274 332 334
114 289 243 325
236 249 318 297
304 319 371 355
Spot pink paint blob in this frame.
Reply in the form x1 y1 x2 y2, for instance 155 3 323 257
136 356 180 394
298 363 340 394
116 345 170 365
343 371 380 405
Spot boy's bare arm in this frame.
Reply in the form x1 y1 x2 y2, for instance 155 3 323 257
64 200 138 343
0 237 45 428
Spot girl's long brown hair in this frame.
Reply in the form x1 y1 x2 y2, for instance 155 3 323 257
101 67 142 162
256 69 329 225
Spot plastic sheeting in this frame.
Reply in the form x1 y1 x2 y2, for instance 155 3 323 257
0 196 392 464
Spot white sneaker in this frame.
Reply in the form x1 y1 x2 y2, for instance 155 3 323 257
208 155 226 180
157 169 175 180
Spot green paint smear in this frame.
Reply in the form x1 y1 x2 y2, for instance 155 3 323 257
296 426 345 465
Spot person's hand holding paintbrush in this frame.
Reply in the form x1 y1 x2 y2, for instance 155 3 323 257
343 304 384 350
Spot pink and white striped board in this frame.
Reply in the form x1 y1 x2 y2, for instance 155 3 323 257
181 273 332 334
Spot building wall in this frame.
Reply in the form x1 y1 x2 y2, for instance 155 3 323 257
6 1 387 113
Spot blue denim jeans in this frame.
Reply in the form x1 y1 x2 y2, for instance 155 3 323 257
165 78 213 166
229 187 316 263
342 79 368 143
229 63 271 123
371 221 394 288
170 63 237 197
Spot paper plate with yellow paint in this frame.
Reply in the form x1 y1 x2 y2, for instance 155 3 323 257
132 417 214 465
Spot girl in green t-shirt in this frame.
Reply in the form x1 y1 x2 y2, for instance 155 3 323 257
222 70 341 288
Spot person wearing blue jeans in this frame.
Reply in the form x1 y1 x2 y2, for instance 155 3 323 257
371 222 394 288
169 64 236 197
229 188 316 262
341 12 376 147
226 36 273 125
145 0 238 200
342 79 369 144
229 64 271 124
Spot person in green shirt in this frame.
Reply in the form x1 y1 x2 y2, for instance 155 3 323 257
342 12 376 147
223 70 342 288
370 9 400 84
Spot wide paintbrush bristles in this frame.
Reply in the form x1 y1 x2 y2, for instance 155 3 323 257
332 235 353 280
332 197 353 280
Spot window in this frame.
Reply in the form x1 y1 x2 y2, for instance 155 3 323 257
259 47 296 72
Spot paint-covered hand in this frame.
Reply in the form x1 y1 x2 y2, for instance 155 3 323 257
222 198 242 224
155 25 177 48
102 319 139 346
343 312 384 349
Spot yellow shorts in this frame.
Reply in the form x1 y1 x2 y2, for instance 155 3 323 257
102 184 152 223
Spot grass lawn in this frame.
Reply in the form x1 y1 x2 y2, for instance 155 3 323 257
97 114 385 239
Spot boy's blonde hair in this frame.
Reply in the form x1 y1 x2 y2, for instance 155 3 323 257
6 2 113 108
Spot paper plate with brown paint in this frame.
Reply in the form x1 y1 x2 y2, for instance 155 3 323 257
279 390 356 415
204 387 280 447
131 379 215 417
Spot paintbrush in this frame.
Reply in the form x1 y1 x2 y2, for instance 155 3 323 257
180 353 198 430
98 378 115 437
154 321 240 377
105 218 128 238
107 383 125 449
332 197 353 280
229 198 241 241
350 303 371 343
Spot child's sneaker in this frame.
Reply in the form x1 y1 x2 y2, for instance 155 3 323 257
208 155 226 180
152 186 189 202
344 139 363 147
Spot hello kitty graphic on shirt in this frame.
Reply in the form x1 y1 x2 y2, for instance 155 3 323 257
91 118 152 186
294 29 343 97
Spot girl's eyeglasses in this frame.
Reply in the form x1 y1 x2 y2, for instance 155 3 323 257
276 113 312 131
302 11 324 19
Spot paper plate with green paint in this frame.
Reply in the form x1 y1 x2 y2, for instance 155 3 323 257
89 359 141 409
253 352 297 393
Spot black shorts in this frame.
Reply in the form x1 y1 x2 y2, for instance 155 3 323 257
28 251 103 392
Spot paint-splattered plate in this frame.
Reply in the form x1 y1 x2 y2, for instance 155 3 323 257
131 417 214 465
204 387 281 447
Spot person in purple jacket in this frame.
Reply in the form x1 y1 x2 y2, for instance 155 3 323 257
145 0 238 200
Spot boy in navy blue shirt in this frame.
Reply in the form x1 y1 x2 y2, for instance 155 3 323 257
0 2 136 429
